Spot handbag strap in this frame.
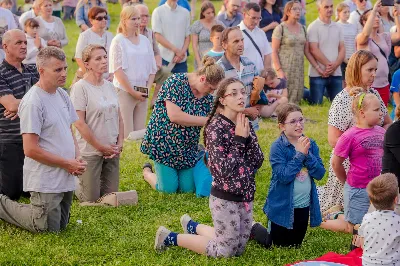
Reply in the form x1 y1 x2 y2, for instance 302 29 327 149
371 39 387 59
242 29 263 59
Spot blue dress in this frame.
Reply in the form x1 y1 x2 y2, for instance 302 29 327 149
260 8 282 42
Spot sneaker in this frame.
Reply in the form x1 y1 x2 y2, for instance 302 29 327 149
350 224 361 251
180 214 192 234
154 226 171 252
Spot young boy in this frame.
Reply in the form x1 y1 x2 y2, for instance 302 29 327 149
206 24 225 61
358 173 400 266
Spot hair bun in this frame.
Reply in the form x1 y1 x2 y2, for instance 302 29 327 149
349 87 365 97
202 56 216 67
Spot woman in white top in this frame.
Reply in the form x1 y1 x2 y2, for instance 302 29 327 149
23 18 47 66
75 6 113 82
71 44 124 203
109 6 156 140
380 6 395 33
36 0 68 48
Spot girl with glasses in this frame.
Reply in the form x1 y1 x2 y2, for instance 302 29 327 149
251 103 325 248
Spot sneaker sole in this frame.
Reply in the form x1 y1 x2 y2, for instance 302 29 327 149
154 226 168 252
180 214 191 234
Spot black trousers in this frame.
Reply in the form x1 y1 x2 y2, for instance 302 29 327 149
0 143 24 200
252 207 310 248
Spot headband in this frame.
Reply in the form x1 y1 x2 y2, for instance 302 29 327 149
358 93 366 110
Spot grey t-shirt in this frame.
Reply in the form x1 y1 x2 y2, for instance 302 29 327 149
19 86 78 193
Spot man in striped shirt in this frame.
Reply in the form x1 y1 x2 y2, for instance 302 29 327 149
216 26 262 130
0 29 39 200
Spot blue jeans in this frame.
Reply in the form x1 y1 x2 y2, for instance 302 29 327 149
308 76 342 105
162 59 188 74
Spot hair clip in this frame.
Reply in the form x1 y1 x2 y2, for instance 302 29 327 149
357 93 366 110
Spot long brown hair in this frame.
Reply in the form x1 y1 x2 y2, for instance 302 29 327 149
200 1 215 19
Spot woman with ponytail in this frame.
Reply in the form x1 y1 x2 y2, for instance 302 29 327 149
153 78 264 258
141 56 225 195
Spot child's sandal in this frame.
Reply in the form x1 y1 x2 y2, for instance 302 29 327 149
350 224 362 250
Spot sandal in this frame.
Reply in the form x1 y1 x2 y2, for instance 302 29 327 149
143 162 153 173
350 224 362 250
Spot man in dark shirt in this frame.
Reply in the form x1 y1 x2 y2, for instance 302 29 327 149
0 29 39 200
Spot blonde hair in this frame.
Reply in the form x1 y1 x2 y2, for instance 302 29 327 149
335 2 349 21
367 173 399 210
260 68 277 80
82 44 107 64
196 56 225 85
396 105 400 120
346 50 378 88
36 0 52 8
118 6 140 35
349 87 379 118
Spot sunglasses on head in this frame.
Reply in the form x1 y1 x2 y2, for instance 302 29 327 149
94 15 108 21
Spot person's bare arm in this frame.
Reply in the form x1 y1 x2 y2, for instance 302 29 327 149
271 37 285 78
0 94 21 113
263 53 272 69
309 42 331 66
154 33 179 54
357 1 380 46
191 34 202 67
165 100 207 126
328 125 344 148
305 41 325 76
331 155 347 184
114 69 147 101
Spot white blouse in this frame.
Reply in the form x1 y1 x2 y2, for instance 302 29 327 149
109 33 157 89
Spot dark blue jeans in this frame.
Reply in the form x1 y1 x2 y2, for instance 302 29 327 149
308 76 342 105
162 59 188 74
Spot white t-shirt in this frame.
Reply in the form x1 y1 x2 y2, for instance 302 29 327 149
0 7 17 39
348 9 364 34
151 2 190 63
70 79 120 157
359 210 400 266
75 29 114 59
19 9 36 29
109 33 157 89
18 86 78 193
23 34 47 65
239 21 272 73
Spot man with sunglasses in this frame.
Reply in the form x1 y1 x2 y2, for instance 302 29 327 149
348 0 369 33
239 2 272 73
344 0 371 13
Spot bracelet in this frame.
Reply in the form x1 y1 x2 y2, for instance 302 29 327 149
276 68 282 72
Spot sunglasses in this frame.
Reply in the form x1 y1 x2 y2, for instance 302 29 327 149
359 0 367 3
94 15 108 21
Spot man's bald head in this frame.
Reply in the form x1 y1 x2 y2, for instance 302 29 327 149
135 4 150 28
2 29 27 62
135 3 148 12
2 29 25 46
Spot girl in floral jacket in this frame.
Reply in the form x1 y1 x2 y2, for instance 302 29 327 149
154 77 264 258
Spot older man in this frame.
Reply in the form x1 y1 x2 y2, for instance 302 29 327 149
136 4 170 108
217 0 243 27
216 27 263 131
0 29 39 200
0 47 87 233
239 2 272 73
18 1 40 28
307 0 345 104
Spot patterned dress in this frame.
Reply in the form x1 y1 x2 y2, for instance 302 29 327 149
140 73 213 170
319 88 388 212
190 20 224 69
272 23 306 104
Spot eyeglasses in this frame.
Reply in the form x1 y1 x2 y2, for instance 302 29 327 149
246 13 262 21
223 89 248 98
141 14 149 18
291 7 302 11
283 117 305 126
94 15 108 21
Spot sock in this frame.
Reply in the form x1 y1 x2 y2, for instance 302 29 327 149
187 220 199 235
163 232 178 247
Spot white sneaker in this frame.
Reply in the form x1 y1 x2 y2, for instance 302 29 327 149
126 129 146 141
180 214 192 234
154 226 171 252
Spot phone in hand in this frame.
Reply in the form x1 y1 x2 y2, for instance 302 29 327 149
382 0 394 6
134 86 149 98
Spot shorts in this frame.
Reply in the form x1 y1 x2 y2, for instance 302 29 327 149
344 182 370 225
154 66 171 85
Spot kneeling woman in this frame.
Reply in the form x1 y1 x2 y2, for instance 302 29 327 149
140 57 225 195
71 44 124 202
153 78 264 258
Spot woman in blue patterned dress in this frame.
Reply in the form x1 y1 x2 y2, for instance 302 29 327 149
141 57 225 195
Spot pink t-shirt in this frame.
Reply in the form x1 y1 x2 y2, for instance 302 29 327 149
334 126 385 188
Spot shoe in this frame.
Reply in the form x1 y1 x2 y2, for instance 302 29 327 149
154 226 171 252
143 163 153 173
322 205 343 221
180 214 192 234
350 224 361 251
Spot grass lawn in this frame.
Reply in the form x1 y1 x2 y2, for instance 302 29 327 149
0 0 355 265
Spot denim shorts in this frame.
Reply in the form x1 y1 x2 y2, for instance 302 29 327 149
343 182 370 224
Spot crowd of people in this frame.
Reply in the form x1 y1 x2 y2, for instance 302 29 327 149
0 0 400 264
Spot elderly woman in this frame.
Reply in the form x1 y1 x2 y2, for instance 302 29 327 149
70 44 124 203
109 6 156 140
356 0 400 106
271 0 321 104
141 56 225 194
319 50 392 215
36 0 68 48
75 0 110 31
190 1 224 69
74 6 113 83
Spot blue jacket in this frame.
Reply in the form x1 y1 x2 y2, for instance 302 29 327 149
263 134 325 229
75 1 110 29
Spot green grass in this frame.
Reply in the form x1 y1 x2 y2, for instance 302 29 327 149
0 0 354 265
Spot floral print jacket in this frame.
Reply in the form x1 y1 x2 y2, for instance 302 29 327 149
206 114 264 202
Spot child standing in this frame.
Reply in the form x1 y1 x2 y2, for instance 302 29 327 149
23 18 47 66
252 103 325 248
359 173 400 265
258 68 288 118
154 78 264 257
336 3 357 88
322 87 385 233
205 24 225 62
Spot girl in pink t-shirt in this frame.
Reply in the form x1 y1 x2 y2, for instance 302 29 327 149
320 87 385 234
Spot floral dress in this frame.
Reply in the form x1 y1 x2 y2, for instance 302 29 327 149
140 73 213 169
319 88 388 212
272 23 306 104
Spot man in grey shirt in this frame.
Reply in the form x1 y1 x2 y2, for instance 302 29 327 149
0 47 87 233
217 0 243 28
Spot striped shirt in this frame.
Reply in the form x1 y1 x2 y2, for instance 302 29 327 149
0 60 39 143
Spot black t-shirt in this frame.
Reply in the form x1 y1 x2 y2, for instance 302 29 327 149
382 120 400 186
